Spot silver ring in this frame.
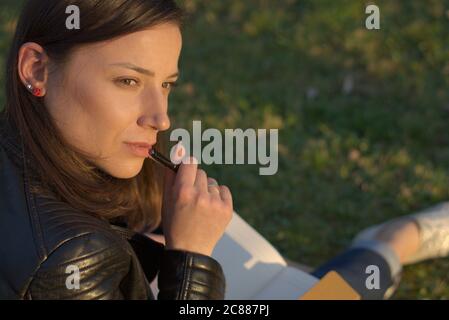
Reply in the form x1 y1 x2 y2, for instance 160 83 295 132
208 180 220 194
208 180 219 187
208 186 220 194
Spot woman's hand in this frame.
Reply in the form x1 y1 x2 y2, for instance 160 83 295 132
161 157 234 257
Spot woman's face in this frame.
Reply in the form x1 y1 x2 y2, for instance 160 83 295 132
44 23 182 178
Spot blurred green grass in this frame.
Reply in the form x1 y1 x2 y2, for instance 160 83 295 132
2 0 449 299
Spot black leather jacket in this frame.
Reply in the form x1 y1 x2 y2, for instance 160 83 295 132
0 114 226 300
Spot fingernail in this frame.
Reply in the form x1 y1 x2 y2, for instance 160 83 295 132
170 141 186 164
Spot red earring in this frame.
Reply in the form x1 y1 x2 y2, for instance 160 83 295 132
32 88 42 97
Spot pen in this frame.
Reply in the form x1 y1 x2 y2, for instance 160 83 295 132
148 148 180 173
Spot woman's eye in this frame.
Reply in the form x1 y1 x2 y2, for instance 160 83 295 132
116 78 139 87
162 82 178 90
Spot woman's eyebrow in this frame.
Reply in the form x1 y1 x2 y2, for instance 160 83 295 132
109 62 179 78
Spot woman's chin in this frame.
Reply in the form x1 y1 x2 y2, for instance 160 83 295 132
98 159 145 179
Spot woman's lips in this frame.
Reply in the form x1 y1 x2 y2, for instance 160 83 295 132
124 142 153 158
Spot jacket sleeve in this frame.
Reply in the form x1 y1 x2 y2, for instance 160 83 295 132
157 249 226 300
114 224 227 300
27 230 226 300
27 232 133 300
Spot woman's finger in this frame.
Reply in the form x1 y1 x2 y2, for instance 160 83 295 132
194 169 208 194
175 156 198 187
170 141 186 165
219 185 233 208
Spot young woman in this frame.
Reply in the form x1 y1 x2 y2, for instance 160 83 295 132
0 0 233 299
2 0 449 300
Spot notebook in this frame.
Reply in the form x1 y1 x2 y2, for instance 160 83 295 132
299 271 360 300
210 212 319 299
150 212 364 299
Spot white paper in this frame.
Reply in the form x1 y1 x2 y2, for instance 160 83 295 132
211 213 318 299
150 212 318 299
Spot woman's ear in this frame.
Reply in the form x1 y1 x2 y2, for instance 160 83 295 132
17 42 49 97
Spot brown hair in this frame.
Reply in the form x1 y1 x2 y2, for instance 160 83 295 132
2 0 184 231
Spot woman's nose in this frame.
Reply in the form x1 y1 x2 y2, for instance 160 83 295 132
138 112 170 132
138 87 171 132
153 113 171 131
